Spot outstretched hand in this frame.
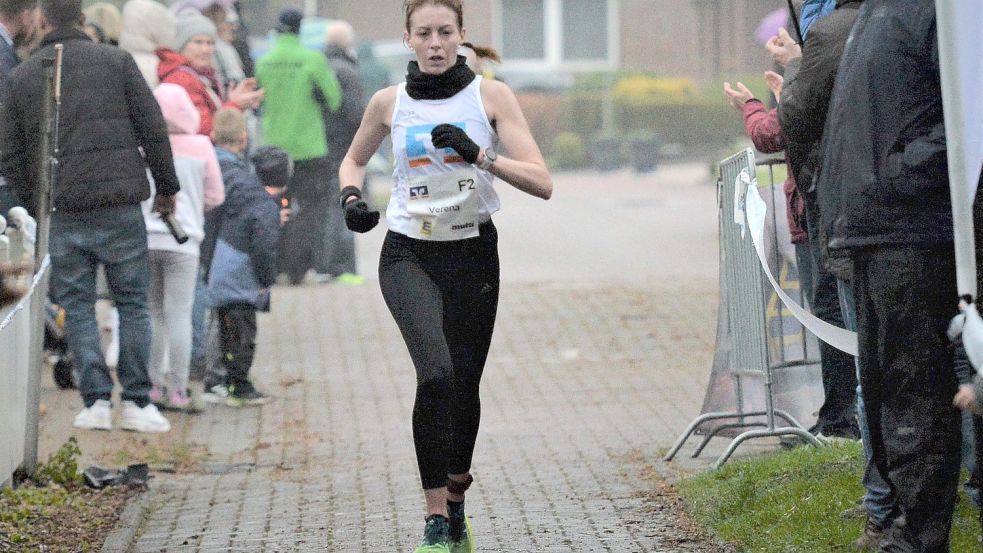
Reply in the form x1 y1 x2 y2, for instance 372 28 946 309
764 70 784 103
723 82 755 111
431 124 480 164
766 28 802 68
228 78 265 110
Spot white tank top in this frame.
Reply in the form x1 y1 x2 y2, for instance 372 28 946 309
388 76 499 239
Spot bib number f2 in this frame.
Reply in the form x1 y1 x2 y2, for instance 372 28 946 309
406 168 480 240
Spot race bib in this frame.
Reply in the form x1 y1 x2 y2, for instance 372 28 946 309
405 168 481 240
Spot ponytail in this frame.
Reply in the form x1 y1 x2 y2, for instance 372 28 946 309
462 42 501 64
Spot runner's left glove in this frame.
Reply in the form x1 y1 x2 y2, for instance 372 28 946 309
431 124 480 164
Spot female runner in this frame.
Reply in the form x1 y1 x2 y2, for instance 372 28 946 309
338 2 552 551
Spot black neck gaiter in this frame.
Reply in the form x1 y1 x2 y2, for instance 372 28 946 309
405 55 476 100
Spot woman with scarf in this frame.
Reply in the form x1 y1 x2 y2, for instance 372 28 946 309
338 2 552 552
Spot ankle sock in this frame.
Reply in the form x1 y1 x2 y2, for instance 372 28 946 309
447 500 465 541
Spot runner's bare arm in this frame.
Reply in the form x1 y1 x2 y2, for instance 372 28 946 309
480 79 553 200
339 86 397 201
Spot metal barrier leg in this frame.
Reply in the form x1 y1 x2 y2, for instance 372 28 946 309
691 421 768 458
664 411 769 461
712 426 824 469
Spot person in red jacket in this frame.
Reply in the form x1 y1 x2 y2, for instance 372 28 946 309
724 75 807 246
157 11 261 136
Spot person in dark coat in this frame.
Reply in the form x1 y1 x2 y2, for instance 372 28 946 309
774 2 894 548
0 0 40 214
0 0 37 96
312 19 364 283
0 0 179 433
815 1 957 550
766 4 862 449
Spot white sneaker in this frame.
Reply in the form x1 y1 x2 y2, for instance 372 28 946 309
121 401 171 433
73 399 112 430
202 384 229 404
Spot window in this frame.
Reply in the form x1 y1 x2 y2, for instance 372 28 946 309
562 0 609 61
501 0 545 59
496 0 619 69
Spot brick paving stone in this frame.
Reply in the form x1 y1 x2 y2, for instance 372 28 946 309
121 276 722 553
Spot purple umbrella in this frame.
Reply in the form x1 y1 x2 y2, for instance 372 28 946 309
755 8 789 45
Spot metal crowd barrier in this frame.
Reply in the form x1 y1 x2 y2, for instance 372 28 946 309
0 45 60 486
0 212 49 487
664 148 823 469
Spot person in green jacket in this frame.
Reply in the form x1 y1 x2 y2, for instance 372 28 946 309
256 8 341 285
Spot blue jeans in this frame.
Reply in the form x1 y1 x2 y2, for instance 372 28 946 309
837 278 895 528
962 411 983 507
189 268 208 380
50 205 152 407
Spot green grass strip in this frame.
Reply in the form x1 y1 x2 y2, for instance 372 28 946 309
677 442 981 552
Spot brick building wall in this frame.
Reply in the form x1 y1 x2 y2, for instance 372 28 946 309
240 0 785 81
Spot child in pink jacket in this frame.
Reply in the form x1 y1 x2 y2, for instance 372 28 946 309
142 83 224 409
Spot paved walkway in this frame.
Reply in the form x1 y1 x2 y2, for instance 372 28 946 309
38 164 748 552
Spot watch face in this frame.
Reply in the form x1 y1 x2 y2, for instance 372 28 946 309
486 148 497 161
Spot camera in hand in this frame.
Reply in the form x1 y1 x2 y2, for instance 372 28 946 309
162 213 189 244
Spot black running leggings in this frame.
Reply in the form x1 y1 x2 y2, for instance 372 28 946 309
379 222 499 490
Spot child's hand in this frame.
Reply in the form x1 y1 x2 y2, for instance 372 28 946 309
954 384 980 414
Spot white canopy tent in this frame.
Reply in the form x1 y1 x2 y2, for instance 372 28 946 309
937 0 983 368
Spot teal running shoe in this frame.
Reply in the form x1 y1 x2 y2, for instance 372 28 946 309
413 515 450 553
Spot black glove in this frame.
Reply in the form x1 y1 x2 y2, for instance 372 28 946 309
431 124 480 164
344 199 380 233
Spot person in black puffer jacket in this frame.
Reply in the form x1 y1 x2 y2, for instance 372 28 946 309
0 0 179 434
815 2 957 551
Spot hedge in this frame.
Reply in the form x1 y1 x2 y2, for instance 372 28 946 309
517 92 744 163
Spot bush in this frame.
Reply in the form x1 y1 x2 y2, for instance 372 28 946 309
518 71 752 162
617 101 742 149
627 130 661 173
550 132 588 171
614 75 699 105
590 133 624 171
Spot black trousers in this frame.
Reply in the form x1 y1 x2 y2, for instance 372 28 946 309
812 266 859 432
279 157 330 284
216 304 257 387
379 223 499 490
853 246 961 552
803 207 858 433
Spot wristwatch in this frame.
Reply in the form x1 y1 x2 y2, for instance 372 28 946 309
478 147 497 171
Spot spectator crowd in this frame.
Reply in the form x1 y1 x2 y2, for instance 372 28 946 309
725 0 981 551
0 0 375 428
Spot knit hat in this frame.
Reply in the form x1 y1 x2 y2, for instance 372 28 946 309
275 8 302 34
251 145 293 189
172 11 217 52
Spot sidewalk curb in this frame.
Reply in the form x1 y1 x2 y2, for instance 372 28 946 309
100 490 153 553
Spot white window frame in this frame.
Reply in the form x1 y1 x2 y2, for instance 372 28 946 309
493 0 620 71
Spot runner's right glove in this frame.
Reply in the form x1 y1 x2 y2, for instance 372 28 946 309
344 200 379 233
340 187 380 234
